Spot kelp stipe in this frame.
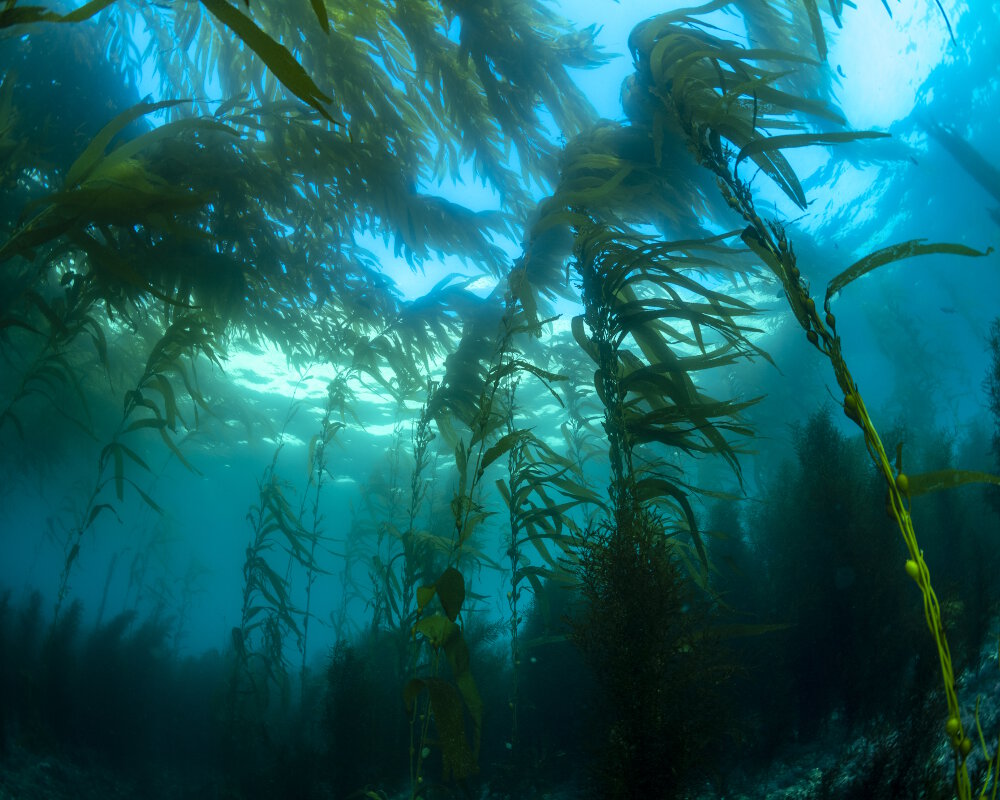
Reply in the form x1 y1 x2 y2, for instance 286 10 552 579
51 313 222 624
225 389 325 787
296 377 346 696
405 275 589 794
619 8 999 794
227 440 301 749
495 367 597 786
404 290 525 793
562 227 755 796
328 384 442 798
506 2 1000 792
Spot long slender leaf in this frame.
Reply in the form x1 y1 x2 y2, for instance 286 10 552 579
802 0 827 60
480 429 533 472
309 0 329 32
826 240 992 302
65 100 185 187
735 130 890 170
908 469 1000 496
200 0 341 125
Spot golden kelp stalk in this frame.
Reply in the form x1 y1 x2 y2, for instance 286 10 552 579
627 7 996 796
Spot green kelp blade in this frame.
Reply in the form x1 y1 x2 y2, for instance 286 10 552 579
128 482 164 515
828 0 844 26
908 469 1000 497
86 117 238 183
480 428 533 472
101 441 126 500
636 475 708 569
65 100 186 188
735 130 890 171
416 567 466 622
200 0 342 125
802 0 827 60
726 127 809 209
309 0 329 32
58 0 116 22
0 7 52 27
0 0 115 28
414 614 459 649
826 239 993 303
403 678 477 780
86 503 116 529
435 567 465 622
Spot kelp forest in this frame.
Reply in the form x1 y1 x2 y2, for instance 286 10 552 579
1 0 999 798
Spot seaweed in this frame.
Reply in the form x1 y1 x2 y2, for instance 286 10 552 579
0 1 997 797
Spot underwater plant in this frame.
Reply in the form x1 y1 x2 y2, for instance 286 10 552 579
296 377 346 694
607 8 997 796
504 2 1000 795
51 313 222 623
2 2 999 798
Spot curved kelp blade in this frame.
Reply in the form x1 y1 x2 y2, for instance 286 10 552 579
826 239 993 303
200 0 342 125
0 0 115 28
735 130 890 170
907 469 1000 497
65 100 187 188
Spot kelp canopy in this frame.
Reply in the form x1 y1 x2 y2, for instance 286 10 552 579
1 0 999 797
0 0 607 377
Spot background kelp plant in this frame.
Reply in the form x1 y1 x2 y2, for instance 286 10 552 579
1 0 999 799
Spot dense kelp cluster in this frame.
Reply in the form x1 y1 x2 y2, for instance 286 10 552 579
1 1 999 798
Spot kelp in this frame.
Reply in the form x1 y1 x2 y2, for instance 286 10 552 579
0 279 108 438
612 7 996 796
569 225 766 567
2 1 996 795
105 0 604 217
925 118 1000 213
0 0 115 29
1 0 608 456
199 0 341 125
51 312 224 623
826 239 993 301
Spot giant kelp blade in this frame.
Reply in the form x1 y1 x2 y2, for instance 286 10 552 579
745 146 808 209
0 6 52 27
828 0 844 27
58 0 117 22
802 0 828 60
0 0 114 27
642 475 709 569
480 429 533 472
309 0 329 32
435 567 466 623
199 0 341 124
826 239 992 302
908 469 1000 496
65 100 185 187
128 481 164 515
89 117 238 180
735 130 890 170
933 0 956 44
